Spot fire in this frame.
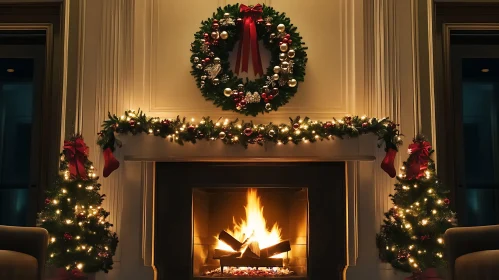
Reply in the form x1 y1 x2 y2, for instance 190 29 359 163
216 189 283 256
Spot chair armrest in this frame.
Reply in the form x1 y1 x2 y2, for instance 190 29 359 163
0 225 49 280
444 225 499 280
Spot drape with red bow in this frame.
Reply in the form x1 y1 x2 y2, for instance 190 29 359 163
63 137 89 179
235 4 264 76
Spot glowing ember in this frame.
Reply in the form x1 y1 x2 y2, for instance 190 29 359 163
203 267 295 277
216 189 283 257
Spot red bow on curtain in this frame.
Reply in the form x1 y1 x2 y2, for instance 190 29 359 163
235 4 264 76
406 140 432 180
63 137 89 179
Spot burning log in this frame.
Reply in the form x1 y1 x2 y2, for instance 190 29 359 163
260 240 291 258
213 249 241 259
242 241 260 259
218 230 243 251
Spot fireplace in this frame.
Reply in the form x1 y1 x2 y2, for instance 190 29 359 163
155 162 346 280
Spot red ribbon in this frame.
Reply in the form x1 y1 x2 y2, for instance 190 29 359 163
63 137 89 179
406 141 432 180
235 4 264 76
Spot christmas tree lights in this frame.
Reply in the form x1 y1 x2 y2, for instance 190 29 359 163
377 135 456 275
38 136 118 278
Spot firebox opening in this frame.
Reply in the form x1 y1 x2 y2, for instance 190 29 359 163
193 187 308 278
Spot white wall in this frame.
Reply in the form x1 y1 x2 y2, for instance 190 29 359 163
66 0 433 279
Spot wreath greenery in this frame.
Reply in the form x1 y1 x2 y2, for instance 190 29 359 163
190 4 308 116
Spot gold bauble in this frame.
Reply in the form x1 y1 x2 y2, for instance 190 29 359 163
279 53 287 61
280 43 289 52
277 24 286 33
273 66 281 74
280 61 289 69
211 31 219 40
214 57 221 64
219 131 226 139
220 31 229 40
273 74 280 81
288 78 297 88
288 49 296 58
224 88 232 97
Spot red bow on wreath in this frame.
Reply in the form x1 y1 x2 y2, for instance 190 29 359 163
406 140 432 180
235 4 264 76
63 137 89 179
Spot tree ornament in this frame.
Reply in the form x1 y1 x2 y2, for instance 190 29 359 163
288 79 297 88
288 49 296 58
224 88 232 97
280 43 289 52
281 61 289 69
45 198 51 204
190 4 308 116
219 131 226 140
64 233 73 241
277 23 286 33
444 198 450 205
244 127 253 136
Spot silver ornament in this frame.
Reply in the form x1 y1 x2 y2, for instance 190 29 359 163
265 103 272 111
279 53 287 61
273 74 279 81
277 24 286 33
288 78 297 88
288 49 296 58
224 12 230 19
273 66 281 73
219 131 226 139
214 57 221 64
211 31 220 40
224 88 232 97
201 75 207 80
268 129 276 137
220 31 229 40
196 64 203 69
209 51 215 57
212 78 220 85
238 84 244 90
193 57 200 63
280 43 289 52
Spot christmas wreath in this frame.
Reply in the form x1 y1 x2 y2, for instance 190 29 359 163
190 4 308 116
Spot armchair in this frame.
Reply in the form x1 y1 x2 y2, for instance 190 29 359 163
444 225 499 280
0 225 49 280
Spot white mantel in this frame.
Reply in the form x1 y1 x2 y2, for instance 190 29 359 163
64 0 436 279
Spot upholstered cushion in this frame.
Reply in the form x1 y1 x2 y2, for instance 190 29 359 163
0 250 38 280
455 250 499 280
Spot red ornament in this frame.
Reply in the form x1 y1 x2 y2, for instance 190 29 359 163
282 38 289 44
420 235 430 241
240 100 247 106
45 198 51 205
362 122 368 128
64 233 72 241
268 95 274 100
381 148 397 178
244 127 253 136
324 122 333 128
444 198 450 205
212 19 219 24
288 39 293 44
236 18 243 24
204 57 211 63
212 23 219 30
293 123 300 129
261 93 267 99
406 140 432 180
129 120 135 127
285 34 291 39
103 148 120 178
203 33 209 38
162 119 170 126
264 98 269 103
238 91 244 97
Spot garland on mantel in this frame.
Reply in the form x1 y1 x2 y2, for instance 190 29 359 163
97 109 403 178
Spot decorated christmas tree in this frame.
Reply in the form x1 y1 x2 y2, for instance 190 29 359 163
38 135 118 278
377 135 456 277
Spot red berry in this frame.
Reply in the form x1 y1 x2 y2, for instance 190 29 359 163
264 98 269 103
285 34 291 39
268 95 274 100
204 58 210 63
212 23 219 30
212 19 219 24
244 127 253 136
288 39 293 44
293 123 300 129
261 93 267 99
240 100 247 106
282 38 289 44
203 33 209 38
204 41 211 45
238 91 244 97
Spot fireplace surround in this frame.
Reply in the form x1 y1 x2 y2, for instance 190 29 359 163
155 162 347 280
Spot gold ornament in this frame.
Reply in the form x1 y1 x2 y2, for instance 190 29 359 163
224 88 232 97
288 49 296 58
280 43 289 52
277 24 286 33
193 57 200 63
196 64 203 69
280 61 289 69
211 31 219 40
214 57 221 64
279 53 287 61
219 131 226 139
273 66 281 73
213 78 220 85
273 74 280 81
288 78 297 88
220 31 229 40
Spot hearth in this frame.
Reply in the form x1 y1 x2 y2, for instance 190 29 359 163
155 162 346 280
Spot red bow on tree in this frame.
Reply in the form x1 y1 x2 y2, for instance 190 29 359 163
63 137 89 179
406 140 432 180
235 4 264 76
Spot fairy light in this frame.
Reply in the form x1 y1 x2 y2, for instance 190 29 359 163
428 189 433 194
86 186 94 190
402 185 410 190
53 199 59 205
76 236 80 240
437 252 443 258
437 238 443 244
413 263 418 268
409 258 414 263
432 209 437 214
437 199 443 204
415 202 420 206
78 184 82 188
413 184 418 188
386 246 389 250
422 219 428 225
295 130 301 135
78 222 83 226
277 141 282 145
81 245 86 250
66 266 70 270
405 223 412 229
67 198 71 202
50 237 56 243
65 219 73 224
409 245 414 250
50 253 55 258
120 115 125 120
315 135 319 139
288 137 292 140
61 189 67 194
148 129 153 134
77 263 83 270
56 210 61 214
